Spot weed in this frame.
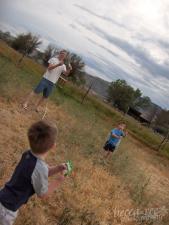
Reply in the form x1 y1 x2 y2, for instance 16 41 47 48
57 208 74 225
132 175 151 205
79 210 100 225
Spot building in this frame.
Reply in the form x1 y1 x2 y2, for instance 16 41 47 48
128 103 162 125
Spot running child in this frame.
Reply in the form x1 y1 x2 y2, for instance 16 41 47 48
0 121 68 225
23 50 72 111
103 122 127 158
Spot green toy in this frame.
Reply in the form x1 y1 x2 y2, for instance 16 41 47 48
64 160 73 176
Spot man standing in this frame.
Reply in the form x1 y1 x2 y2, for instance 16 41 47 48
23 50 72 111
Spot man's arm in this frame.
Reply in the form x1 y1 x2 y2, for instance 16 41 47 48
48 62 63 71
63 64 72 76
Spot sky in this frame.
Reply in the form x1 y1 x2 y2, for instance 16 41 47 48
0 0 169 108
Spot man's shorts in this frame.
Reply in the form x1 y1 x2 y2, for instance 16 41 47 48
0 202 18 225
103 141 116 152
34 78 54 98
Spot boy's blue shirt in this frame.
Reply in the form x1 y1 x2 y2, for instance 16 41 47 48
108 128 124 146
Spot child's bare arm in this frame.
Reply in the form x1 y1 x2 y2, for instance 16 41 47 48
111 133 121 139
122 130 128 137
124 130 128 136
39 175 65 199
48 164 67 177
32 162 66 199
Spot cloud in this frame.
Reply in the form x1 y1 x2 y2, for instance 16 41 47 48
0 0 169 108
89 25 169 79
74 4 128 30
76 21 169 83
86 37 119 58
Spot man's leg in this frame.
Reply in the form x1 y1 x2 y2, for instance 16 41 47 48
23 79 45 109
23 91 36 109
35 81 54 112
35 96 47 112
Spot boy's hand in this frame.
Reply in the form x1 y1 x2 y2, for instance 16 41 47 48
48 164 67 177
57 163 67 174
116 135 121 139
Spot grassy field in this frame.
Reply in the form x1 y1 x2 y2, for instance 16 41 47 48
1 41 168 158
0 41 169 225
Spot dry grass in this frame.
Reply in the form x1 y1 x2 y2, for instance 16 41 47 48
0 101 135 225
0 42 169 225
0 99 169 224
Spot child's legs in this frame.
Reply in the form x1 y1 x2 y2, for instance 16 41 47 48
107 146 116 158
0 203 18 225
103 142 115 159
104 150 112 158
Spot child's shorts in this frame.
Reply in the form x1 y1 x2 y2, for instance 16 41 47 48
34 78 55 98
103 141 116 152
0 202 18 225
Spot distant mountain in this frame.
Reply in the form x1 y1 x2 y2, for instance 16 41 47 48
84 73 110 100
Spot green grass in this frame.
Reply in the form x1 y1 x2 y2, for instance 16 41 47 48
0 40 169 158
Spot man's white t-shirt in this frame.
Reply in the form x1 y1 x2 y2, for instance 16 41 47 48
43 57 66 84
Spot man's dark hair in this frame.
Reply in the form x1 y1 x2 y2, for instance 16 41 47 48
28 121 57 154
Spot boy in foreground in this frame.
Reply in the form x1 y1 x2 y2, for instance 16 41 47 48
103 122 127 158
0 121 67 225
23 50 72 111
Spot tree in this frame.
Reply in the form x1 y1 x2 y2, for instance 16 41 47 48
12 32 42 64
132 96 151 108
0 30 13 45
138 96 151 107
108 79 138 112
108 79 151 113
65 52 86 85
